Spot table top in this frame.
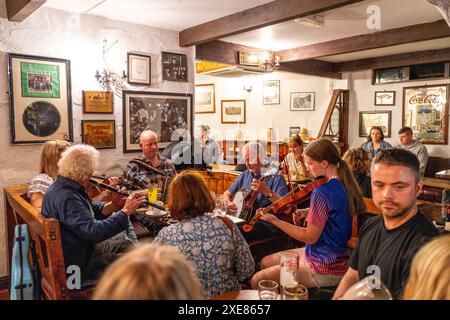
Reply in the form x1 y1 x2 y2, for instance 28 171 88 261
210 290 260 300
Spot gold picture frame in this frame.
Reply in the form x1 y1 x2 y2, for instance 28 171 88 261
82 91 113 114
221 100 246 124
81 120 116 149
195 84 215 113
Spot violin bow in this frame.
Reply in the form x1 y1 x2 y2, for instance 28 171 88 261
283 157 295 194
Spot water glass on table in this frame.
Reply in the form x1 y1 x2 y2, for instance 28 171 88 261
258 280 278 300
282 283 309 300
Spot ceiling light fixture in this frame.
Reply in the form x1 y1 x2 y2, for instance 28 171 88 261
95 39 127 97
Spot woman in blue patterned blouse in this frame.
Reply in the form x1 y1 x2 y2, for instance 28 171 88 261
361 126 392 159
154 172 255 297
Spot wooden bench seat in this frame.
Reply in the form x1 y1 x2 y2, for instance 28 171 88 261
4 186 94 300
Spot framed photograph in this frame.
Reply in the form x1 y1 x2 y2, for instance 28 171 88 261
290 92 315 111
7 53 73 144
238 51 260 66
82 91 113 114
289 127 301 137
374 91 396 106
403 84 448 144
161 51 188 82
122 90 193 153
127 52 151 85
359 111 392 138
195 84 215 113
81 120 116 149
263 80 280 105
221 100 246 124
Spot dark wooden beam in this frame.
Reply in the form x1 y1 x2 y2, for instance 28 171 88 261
180 0 365 47
336 47 450 72
279 60 342 79
196 40 272 66
6 0 46 22
277 20 450 62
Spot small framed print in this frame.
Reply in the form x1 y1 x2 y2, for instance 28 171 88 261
238 51 260 66
127 52 151 85
290 92 315 111
359 111 392 138
195 84 215 113
263 80 280 105
289 127 301 137
161 51 188 82
221 100 246 124
81 120 116 149
82 91 113 114
374 91 396 106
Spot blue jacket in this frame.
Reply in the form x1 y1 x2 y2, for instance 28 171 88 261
42 176 129 275
362 140 392 158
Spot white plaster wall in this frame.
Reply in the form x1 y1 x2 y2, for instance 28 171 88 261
195 72 332 142
339 70 450 158
0 8 194 276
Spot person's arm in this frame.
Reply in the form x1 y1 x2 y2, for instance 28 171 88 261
29 192 44 212
332 267 360 299
417 146 429 176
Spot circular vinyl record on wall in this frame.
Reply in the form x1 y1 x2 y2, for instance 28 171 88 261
22 101 61 137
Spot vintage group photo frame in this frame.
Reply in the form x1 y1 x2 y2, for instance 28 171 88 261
290 92 315 111
263 80 280 105
403 84 449 145
374 91 396 106
195 83 215 113
7 53 73 144
127 52 151 86
81 120 116 149
82 91 113 114
221 100 246 124
122 90 193 153
161 51 188 82
359 110 392 138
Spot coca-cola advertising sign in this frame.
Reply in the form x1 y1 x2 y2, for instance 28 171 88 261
403 84 448 145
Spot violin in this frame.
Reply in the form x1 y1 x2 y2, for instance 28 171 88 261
242 177 327 232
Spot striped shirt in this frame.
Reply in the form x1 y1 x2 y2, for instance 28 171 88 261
305 178 352 275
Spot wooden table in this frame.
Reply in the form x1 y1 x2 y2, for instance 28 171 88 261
435 169 450 181
421 177 450 190
211 290 260 300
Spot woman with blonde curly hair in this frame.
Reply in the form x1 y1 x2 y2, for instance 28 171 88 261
403 234 450 300
342 148 372 197
93 243 203 300
28 140 71 211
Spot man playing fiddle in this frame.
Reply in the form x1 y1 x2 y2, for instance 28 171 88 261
223 142 289 242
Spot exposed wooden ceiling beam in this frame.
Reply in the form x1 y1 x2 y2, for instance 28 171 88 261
279 60 342 79
180 0 365 47
336 47 450 73
6 0 46 22
277 20 450 62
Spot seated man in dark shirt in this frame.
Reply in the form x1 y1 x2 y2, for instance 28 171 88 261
333 148 439 299
42 144 147 285
224 142 289 242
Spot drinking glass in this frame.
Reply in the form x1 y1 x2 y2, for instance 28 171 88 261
258 280 278 300
279 251 299 298
215 195 227 217
341 275 393 300
282 283 308 300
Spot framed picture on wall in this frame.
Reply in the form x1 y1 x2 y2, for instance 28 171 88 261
359 111 392 138
289 127 301 137
161 51 188 82
290 92 315 111
263 80 280 105
81 120 116 149
403 84 448 144
221 100 246 124
122 90 192 152
82 91 113 113
374 91 396 106
195 84 215 113
7 53 73 144
127 52 151 85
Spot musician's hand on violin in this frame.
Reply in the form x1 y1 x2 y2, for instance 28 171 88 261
293 208 309 226
122 191 147 216
106 176 121 187
257 208 278 224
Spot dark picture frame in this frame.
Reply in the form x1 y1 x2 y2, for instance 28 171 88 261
122 90 193 153
81 120 116 149
289 127 301 137
127 52 151 86
221 100 246 124
403 84 449 145
82 91 113 114
7 53 73 144
359 111 392 138
161 51 188 82
263 80 280 105
290 92 315 111
374 91 396 106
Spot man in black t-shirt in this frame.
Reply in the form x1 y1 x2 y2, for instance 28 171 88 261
333 148 438 299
